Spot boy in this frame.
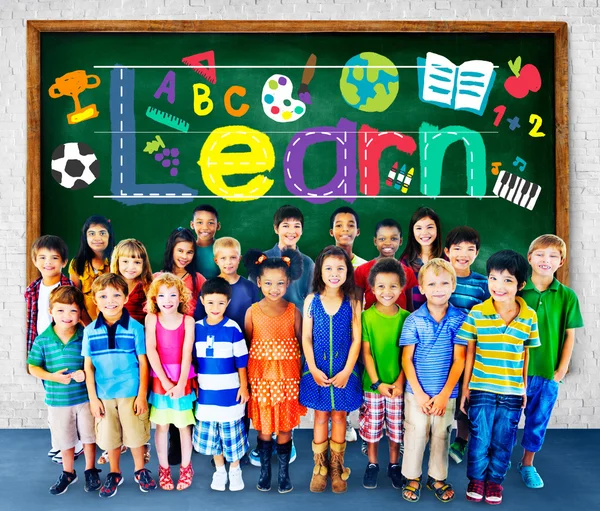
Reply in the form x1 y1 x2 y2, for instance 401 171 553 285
28 286 101 495
355 219 418 311
193 278 249 491
518 235 583 488
443 226 490 464
190 204 221 279
83 273 156 498
360 258 410 490
458 250 540 505
399 259 466 504
329 206 367 268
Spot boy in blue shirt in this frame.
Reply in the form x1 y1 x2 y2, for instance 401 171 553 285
83 273 156 498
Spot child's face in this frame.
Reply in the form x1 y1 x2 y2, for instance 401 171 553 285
274 217 303 249
419 268 455 307
321 255 348 290
374 226 402 258
173 241 195 270
444 242 479 275
86 223 110 255
201 293 230 321
191 210 220 245
49 301 81 332
33 248 66 279
413 216 437 249
488 269 524 304
372 272 402 308
528 246 563 278
257 268 289 302
156 285 180 314
118 255 143 282
94 285 127 320
214 247 241 276
330 213 360 248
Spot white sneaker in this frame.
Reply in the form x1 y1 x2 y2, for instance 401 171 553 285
345 422 358 442
229 466 244 491
74 440 84 459
211 467 228 491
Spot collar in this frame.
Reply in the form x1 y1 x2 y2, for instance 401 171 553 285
43 323 83 345
94 307 130 330
413 302 461 321
523 277 560 293
480 296 529 317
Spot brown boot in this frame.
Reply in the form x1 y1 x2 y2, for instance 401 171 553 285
329 439 351 493
309 441 329 493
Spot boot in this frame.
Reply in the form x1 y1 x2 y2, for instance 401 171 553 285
276 440 293 493
256 438 273 491
330 439 351 494
310 440 329 493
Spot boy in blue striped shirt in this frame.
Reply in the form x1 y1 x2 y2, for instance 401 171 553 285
399 259 467 503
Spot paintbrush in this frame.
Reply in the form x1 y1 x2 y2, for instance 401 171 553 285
298 54 317 104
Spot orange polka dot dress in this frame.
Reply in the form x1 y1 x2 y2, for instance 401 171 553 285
248 302 307 435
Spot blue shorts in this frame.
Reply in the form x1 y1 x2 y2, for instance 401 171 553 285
521 375 559 453
192 418 248 462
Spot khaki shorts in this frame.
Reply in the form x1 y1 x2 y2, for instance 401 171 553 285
95 397 150 451
48 402 95 451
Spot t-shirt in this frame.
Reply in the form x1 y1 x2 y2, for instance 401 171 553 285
81 308 146 400
402 256 426 311
351 254 368 268
196 244 220 279
194 317 249 422
521 278 584 381
37 281 60 335
400 303 467 398
456 297 540 396
362 305 410 393
28 324 88 407
449 271 490 314
354 258 418 311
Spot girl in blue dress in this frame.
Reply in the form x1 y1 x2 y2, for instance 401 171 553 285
300 245 362 494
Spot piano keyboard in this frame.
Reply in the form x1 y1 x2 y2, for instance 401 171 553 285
492 170 541 210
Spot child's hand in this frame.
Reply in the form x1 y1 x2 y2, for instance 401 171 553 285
90 398 105 419
416 391 432 414
71 370 86 383
428 394 449 416
521 394 527 409
53 368 72 385
162 379 176 394
311 369 331 387
168 383 184 400
237 386 249 404
378 383 395 397
133 396 148 416
330 369 351 389
460 388 470 415
391 385 403 398
553 368 567 383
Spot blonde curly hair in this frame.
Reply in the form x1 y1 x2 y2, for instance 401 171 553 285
146 272 191 315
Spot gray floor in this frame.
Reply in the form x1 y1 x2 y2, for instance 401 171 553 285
1 429 599 510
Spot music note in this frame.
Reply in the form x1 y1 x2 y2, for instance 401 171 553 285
513 157 527 172
491 162 502 176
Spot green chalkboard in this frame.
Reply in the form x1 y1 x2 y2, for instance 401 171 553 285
27 21 569 283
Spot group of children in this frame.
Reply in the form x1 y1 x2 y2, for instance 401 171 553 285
25 203 583 505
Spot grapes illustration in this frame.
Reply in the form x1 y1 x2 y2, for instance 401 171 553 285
154 147 180 176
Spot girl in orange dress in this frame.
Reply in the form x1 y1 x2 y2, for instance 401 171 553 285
243 248 306 494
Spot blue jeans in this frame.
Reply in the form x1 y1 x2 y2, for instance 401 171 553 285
521 375 559 453
467 390 523 484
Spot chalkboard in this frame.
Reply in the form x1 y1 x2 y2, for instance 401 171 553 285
27 21 569 283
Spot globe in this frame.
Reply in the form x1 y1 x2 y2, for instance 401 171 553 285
339 52 399 113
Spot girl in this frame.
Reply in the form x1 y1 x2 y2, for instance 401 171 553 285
299 246 362 494
400 207 443 311
145 273 196 491
110 238 153 324
69 215 114 325
243 249 306 494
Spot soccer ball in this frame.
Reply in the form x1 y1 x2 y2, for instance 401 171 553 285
51 142 99 189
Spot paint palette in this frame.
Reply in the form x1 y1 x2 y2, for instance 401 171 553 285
261 74 306 123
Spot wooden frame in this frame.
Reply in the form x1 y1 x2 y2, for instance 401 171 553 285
26 20 569 283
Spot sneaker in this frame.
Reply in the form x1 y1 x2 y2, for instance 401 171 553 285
387 463 403 489
363 463 379 489
449 438 467 464
399 442 405 457
249 446 261 467
47 447 59 458
345 420 358 442
134 468 157 492
290 439 297 464
51 451 63 464
484 481 503 505
84 468 102 492
99 472 123 499
466 479 485 503
229 466 244 491
74 440 84 459
361 440 368 456
211 467 228 491
49 470 78 495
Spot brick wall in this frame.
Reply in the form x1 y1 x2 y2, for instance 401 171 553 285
1 0 598 428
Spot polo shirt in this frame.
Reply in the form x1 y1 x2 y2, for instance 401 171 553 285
399 303 467 398
81 308 146 400
27 324 88 407
449 271 490 314
521 278 583 381
456 297 540 396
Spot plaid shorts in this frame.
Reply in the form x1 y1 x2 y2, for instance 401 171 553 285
192 418 248 462
359 391 404 444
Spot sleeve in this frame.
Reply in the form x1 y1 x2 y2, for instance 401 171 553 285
399 315 418 346
525 311 540 348
456 313 478 343
404 265 418 290
566 291 584 330
361 311 371 344
354 264 366 290
81 327 91 357
452 312 469 346
27 338 45 367
231 323 249 369
134 322 147 356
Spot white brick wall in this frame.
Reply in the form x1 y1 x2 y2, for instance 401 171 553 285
1 0 598 428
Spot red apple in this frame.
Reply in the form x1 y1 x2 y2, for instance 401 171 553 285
504 64 542 99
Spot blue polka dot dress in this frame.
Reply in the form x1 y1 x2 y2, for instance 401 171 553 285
299 294 362 412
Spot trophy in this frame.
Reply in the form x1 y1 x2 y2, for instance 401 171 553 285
49 70 101 124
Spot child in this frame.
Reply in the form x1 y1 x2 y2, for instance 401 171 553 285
519 235 583 488
83 273 156 498
146 273 196 491
244 249 306 493
458 250 540 505
69 215 114 325
400 207 443 311
299 246 362 494
329 206 367 268
360 258 410 490
399 259 467 504
28 286 101 495
355 219 418 311
190 204 221 279
194 278 249 492
110 238 153 324
443 226 490 464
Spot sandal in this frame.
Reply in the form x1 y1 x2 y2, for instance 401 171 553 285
426 476 455 503
402 477 421 503
159 465 174 491
97 445 128 465
177 462 194 491
518 463 544 489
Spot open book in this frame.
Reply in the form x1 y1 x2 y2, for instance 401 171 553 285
417 52 496 116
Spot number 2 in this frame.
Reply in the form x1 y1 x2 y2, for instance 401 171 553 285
529 114 546 137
